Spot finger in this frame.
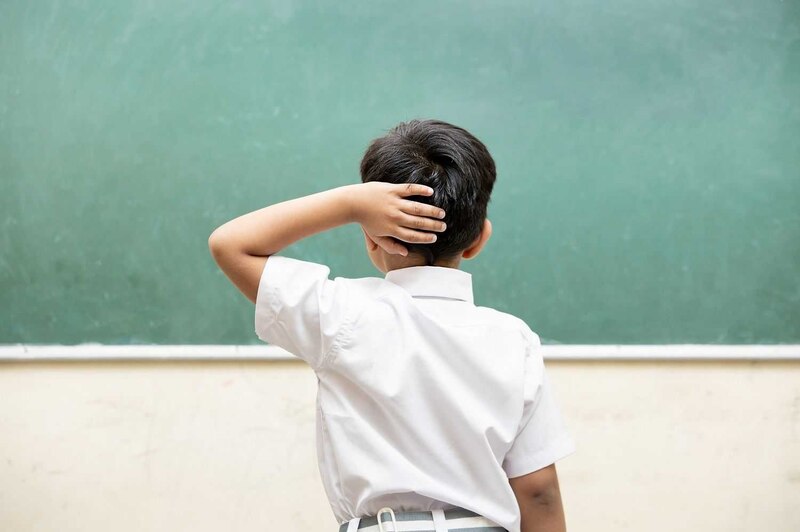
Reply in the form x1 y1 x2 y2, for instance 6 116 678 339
397 183 434 198
376 235 408 256
399 199 446 219
394 227 438 244
399 212 447 232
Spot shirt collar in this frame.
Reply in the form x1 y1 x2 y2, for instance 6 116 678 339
384 265 474 304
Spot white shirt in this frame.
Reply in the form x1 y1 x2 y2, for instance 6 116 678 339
255 255 577 532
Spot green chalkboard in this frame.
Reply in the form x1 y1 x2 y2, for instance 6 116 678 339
1 0 798 344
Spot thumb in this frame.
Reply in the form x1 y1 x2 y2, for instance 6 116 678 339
375 236 408 256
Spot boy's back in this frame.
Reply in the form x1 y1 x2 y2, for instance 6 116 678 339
254 254 577 532
211 118 577 532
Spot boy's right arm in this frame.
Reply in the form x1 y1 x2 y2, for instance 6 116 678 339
509 463 568 532
208 182 446 303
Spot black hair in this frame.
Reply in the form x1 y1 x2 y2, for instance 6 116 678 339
359 119 496 266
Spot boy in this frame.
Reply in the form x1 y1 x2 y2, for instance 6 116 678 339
208 119 577 532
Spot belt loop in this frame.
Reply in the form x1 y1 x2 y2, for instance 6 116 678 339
431 509 448 532
346 517 360 532
377 507 398 532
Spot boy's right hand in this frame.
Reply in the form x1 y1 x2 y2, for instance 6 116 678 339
349 182 447 257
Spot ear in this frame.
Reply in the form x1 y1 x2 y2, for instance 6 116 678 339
362 227 379 251
462 218 492 259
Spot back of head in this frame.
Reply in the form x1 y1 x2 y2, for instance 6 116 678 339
360 119 497 266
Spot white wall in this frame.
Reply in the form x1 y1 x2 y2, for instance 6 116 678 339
1 357 798 532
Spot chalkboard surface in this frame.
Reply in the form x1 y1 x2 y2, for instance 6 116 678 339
1 1 798 344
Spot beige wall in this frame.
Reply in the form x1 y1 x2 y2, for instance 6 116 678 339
1 359 798 532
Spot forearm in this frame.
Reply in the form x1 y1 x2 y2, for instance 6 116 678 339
518 491 567 532
209 184 357 256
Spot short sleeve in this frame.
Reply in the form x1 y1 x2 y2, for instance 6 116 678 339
502 331 577 478
254 254 350 372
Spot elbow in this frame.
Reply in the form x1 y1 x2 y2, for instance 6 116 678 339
208 229 232 258
528 485 561 505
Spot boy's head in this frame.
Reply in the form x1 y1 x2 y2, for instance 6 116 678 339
360 119 496 270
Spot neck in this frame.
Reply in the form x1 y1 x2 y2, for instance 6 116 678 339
382 252 461 272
